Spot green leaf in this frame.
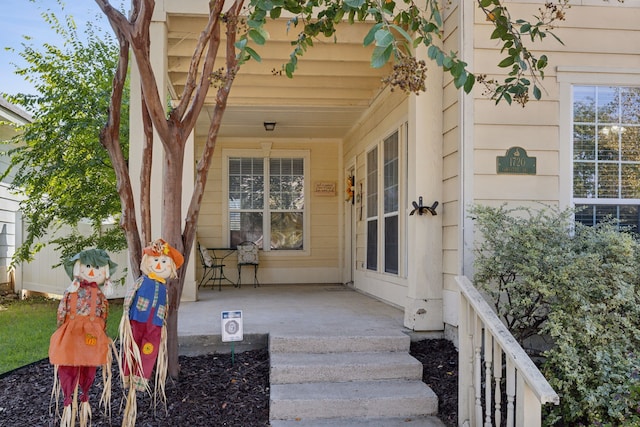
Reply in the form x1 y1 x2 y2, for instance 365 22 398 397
248 27 269 45
371 44 393 68
463 74 475 93
533 85 542 100
363 22 383 47
455 70 467 88
270 7 282 19
427 44 440 60
285 61 295 78
389 24 412 44
235 38 248 50
374 29 394 48
498 55 515 68
245 46 261 62
344 0 365 8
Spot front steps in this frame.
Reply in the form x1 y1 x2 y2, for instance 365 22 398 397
269 333 444 427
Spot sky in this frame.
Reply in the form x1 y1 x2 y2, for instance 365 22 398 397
0 0 110 97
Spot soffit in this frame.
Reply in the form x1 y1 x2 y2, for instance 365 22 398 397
166 14 391 139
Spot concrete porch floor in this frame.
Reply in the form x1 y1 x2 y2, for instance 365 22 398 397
177 283 447 427
177 283 441 354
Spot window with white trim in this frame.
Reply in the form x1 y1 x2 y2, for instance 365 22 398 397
572 85 640 232
228 156 305 250
366 130 401 274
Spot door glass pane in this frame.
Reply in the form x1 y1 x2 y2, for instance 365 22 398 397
384 215 398 274
367 219 377 271
367 148 378 218
384 132 399 214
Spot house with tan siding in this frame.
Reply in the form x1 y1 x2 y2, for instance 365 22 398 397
128 0 640 338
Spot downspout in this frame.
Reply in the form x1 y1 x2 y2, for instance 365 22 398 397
459 0 475 278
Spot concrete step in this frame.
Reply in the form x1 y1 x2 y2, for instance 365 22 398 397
270 379 438 421
270 351 423 384
269 333 410 354
270 415 446 427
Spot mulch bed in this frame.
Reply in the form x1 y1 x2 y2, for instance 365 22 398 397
0 339 457 427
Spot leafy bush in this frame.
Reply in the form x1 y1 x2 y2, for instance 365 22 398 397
470 204 640 426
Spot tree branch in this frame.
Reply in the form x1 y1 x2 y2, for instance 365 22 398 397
183 0 243 256
140 94 153 246
98 32 142 278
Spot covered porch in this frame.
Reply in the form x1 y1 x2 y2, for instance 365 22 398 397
134 0 447 333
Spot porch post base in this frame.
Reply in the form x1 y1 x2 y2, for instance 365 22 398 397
404 297 444 331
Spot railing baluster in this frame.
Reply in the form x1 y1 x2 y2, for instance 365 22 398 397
506 359 516 427
474 313 483 427
484 330 493 427
493 340 503 426
467 300 476 425
456 276 558 427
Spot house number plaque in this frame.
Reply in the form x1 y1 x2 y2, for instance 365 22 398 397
497 146 536 175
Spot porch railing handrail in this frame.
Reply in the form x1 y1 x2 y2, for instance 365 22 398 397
456 275 559 427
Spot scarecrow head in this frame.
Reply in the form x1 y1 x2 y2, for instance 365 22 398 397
64 249 118 295
140 238 184 280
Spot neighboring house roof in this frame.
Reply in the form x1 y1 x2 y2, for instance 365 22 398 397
0 96 32 125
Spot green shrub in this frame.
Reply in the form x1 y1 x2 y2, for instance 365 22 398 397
470 204 640 426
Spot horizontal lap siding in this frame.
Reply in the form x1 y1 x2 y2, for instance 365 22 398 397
196 137 341 284
470 1 640 211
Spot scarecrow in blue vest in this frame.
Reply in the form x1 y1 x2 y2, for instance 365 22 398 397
119 238 184 426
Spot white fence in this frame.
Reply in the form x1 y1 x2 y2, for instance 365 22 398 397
456 275 559 427
13 214 128 298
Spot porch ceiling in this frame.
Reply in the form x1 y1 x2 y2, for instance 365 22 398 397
166 14 391 139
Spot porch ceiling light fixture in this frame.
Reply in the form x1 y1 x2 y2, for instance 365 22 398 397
263 121 276 131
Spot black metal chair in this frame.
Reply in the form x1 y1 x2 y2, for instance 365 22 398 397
236 241 259 288
198 243 225 291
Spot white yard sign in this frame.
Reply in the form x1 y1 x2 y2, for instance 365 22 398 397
221 310 243 342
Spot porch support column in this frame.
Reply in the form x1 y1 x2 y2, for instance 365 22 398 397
182 131 196 302
130 15 198 301
404 46 444 331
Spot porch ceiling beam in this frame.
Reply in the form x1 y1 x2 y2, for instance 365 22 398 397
167 39 377 63
167 58 388 77
167 73 384 90
172 85 379 106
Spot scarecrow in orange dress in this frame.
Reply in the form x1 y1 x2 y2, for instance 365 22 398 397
119 238 184 426
49 249 118 427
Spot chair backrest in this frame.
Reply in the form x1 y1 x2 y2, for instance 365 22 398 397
237 241 259 265
198 243 214 267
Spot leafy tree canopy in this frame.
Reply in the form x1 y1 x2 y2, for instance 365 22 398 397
1 2 128 264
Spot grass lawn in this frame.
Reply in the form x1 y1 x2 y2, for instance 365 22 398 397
0 296 123 375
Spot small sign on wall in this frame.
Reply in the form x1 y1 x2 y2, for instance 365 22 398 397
314 181 337 196
497 146 536 175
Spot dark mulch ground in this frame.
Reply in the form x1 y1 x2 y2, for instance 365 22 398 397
0 339 457 427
